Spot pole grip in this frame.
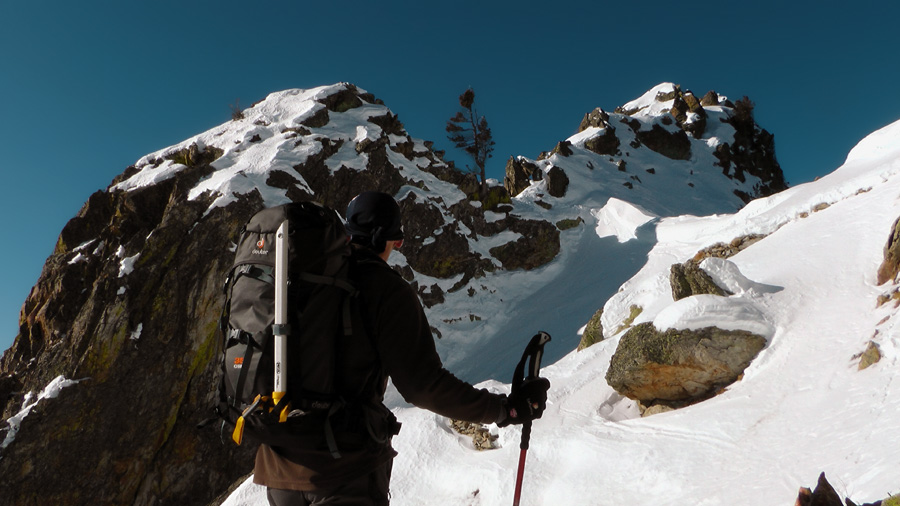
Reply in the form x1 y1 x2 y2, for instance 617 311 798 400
512 331 551 396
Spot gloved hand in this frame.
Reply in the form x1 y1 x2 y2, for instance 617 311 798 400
498 377 550 427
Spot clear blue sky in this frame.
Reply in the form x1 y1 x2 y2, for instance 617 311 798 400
2 0 898 353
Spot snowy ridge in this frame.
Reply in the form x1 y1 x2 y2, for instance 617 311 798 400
112 84 469 215
219 118 900 504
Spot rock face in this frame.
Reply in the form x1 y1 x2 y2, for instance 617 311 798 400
0 83 560 506
605 323 766 404
0 156 258 505
503 156 541 197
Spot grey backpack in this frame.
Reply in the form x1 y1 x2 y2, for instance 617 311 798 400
216 201 369 457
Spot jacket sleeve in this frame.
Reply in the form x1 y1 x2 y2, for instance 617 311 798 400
371 277 504 425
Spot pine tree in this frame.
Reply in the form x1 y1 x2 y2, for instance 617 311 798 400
446 88 495 199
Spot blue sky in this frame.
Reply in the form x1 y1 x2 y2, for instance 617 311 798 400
1 0 898 353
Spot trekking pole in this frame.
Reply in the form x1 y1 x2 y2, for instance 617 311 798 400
272 220 290 421
511 331 551 506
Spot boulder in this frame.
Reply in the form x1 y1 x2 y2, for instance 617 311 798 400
795 473 844 506
636 124 692 161
876 216 900 285
504 156 541 197
578 107 610 132
670 262 730 300
577 308 604 351
605 323 766 403
489 219 560 271
546 166 570 198
583 127 621 156
699 90 720 107
858 341 882 370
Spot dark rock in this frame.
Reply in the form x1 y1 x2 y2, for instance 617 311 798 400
795 473 846 506
317 83 366 112
636 124 692 161
300 106 330 128
504 156 541 197
578 107 610 132
546 166 569 198
489 219 560 271
583 127 620 156
699 90 720 107
551 140 573 157
713 103 788 198
670 262 730 300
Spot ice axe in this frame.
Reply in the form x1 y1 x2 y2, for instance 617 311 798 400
511 331 551 506
232 220 291 445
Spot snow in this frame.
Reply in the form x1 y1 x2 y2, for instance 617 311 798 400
117 247 140 278
218 114 900 504
591 197 657 242
1 376 83 452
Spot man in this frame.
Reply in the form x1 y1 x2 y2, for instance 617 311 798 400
253 191 550 505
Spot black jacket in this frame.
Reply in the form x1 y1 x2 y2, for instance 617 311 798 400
253 246 504 491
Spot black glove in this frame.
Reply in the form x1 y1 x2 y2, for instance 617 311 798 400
498 377 550 427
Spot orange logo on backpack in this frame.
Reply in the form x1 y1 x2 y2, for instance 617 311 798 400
233 357 244 369
256 239 265 249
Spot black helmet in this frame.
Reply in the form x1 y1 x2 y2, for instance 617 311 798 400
345 191 404 251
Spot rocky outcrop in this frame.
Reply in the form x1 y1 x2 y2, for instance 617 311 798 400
634 124 692 161
584 127 621 156
504 156 542 197
691 234 767 263
713 97 788 201
577 308 604 351
489 219 560 271
795 472 891 506
605 323 766 406
615 84 787 199
876 216 900 285
669 90 707 139
0 155 257 506
857 341 882 370
795 473 845 506
670 262 730 300
546 166 570 198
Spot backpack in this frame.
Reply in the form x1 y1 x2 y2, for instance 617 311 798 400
214 201 398 458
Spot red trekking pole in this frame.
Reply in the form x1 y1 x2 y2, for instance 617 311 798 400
511 331 551 506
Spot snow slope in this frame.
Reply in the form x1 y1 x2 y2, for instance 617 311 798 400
222 119 900 504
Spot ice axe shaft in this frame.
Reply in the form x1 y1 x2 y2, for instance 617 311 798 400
272 220 289 418
511 331 550 506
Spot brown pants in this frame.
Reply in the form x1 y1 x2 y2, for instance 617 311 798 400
265 461 392 506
